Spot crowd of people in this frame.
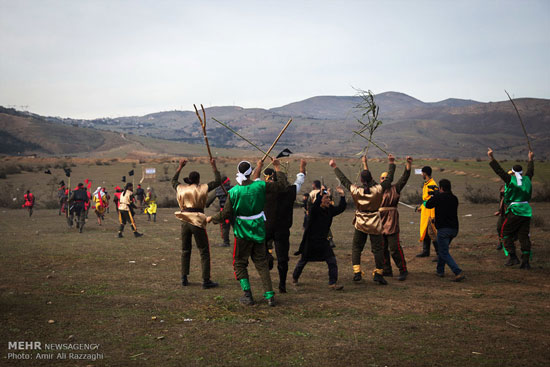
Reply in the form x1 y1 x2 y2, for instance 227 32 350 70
20 148 536 306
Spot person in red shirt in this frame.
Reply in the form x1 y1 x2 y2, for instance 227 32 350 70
22 190 35 217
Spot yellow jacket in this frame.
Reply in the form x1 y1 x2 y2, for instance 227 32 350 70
419 178 437 241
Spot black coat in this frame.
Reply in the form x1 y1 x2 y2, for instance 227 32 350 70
264 184 297 234
295 193 346 261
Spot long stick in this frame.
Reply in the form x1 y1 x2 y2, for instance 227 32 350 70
261 118 293 162
211 117 271 158
194 104 213 159
353 131 388 155
504 90 532 151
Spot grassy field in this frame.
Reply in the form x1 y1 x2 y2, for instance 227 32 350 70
1 157 550 366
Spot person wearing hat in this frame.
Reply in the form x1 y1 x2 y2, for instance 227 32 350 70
330 154 396 285
68 183 89 233
144 186 157 222
365 155 412 281
263 159 306 293
292 186 346 291
117 183 143 238
416 166 439 259
206 159 288 306
488 148 534 269
172 158 221 289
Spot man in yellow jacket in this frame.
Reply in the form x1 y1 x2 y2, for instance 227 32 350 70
417 166 439 258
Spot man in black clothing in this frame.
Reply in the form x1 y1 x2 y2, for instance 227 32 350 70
264 159 306 293
68 183 89 233
135 184 145 210
206 176 233 247
425 179 465 282
292 186 346 291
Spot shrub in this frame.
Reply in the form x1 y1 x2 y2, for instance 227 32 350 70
157 196 178 208
403 190 423 205
532 181 550 202
1 164 22 175
464 184 498 204
532 215 545 228
95 160 104 165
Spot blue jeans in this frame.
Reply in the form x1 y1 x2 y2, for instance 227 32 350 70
436 227 462 276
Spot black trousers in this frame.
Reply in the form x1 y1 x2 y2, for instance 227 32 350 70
266 229 290 288
181 222 211 281
292 256 339 285
118 210 137 232
501 212 531 258
383 233 407 273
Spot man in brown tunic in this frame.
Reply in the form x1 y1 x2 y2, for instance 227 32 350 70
372 156 412 281
331 154 396 285
172 158 221 289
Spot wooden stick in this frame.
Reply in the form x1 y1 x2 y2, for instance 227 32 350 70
211 117 271 158
505 90 532 152
194 104 213 159
261 118 293 163
353 131 389 155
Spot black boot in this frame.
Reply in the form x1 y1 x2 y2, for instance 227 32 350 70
79 223 84 233
373 273 388 285
382 269 393 277
353 272 362 282
520 253 531 270
118 231 123 238
505 253 520 267
398 270 408 281
202 279 219 289
153 214 156 222
239 290 254 305
182 275 188 286
134 232 143 238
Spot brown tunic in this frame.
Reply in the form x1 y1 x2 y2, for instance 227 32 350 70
379 167 411 235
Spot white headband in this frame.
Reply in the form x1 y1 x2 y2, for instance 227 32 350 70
236 161 252 185
511 168 523 186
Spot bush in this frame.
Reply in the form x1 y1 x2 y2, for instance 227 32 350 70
95 160 103 165
402 190 423 205
157 196 178 208
464 184 498 204
1 164 22 175
532 181 550 202
532 215 545 228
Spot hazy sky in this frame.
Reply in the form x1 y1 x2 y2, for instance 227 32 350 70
1 0 549 119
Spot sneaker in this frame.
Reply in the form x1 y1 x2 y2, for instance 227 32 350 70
182 276 189 287
328 284 344 291
267 296 276 307
454 272 466 282
239 291 254 306
118 232 123 238
353 272 362 282
416 252 429 258
398 270 408 281
202 280 219 289
382 270 393 277
373 273 388 285
134 232 143 238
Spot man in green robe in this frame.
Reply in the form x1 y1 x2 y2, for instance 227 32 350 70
207 159 287 306
488 148 534 269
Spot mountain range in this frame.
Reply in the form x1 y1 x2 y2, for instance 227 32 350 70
1 91 549 159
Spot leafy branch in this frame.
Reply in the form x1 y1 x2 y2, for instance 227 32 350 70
353 89 388 155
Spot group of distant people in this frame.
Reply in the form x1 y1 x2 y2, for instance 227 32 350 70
20 148 536 306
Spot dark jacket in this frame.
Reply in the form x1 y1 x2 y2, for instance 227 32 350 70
425 191 459 230
265 184 297 234
295 193 346 261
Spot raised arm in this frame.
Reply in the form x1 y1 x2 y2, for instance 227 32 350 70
395 156 412 194
330 160 352 191
525 151 534 179
264 159 289 193
331 186 347 216
172 158 188 190
293 159 307 193
206 159 222 192
380 154 396 191
487 148 511 184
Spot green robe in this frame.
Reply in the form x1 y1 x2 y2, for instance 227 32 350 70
229 181 267 243
504 175 532 217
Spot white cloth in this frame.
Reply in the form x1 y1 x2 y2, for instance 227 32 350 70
236 161 252 185
512 168 523 186
294 172 306 194
237 211 266 221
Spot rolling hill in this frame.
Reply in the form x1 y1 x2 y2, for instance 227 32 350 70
1 91 549 159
